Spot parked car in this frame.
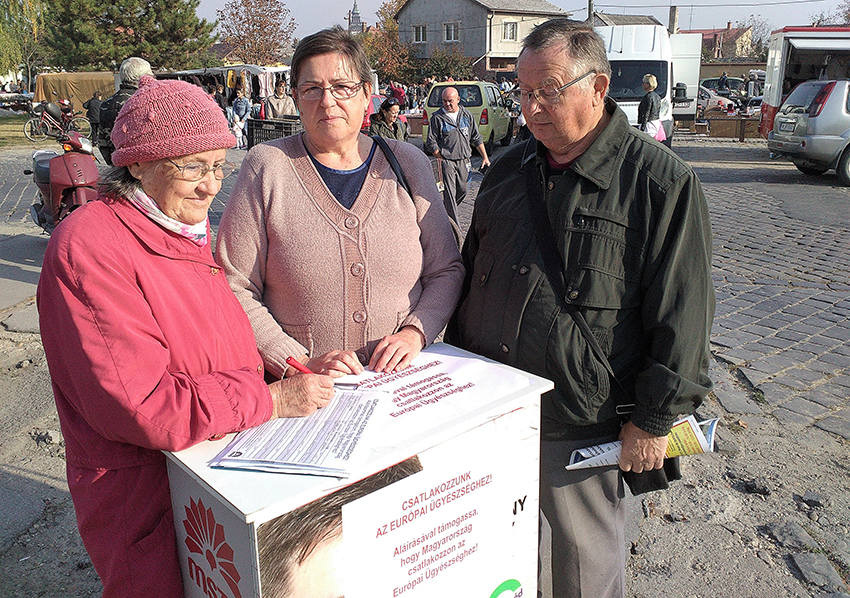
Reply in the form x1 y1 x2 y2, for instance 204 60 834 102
767 80 850 183
746 95 763 116
361 94 407 132
421 81 514 153
697 85 729 115
701 76 747 107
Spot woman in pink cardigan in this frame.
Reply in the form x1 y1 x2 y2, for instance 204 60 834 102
37 77 334 597
217 27 464 381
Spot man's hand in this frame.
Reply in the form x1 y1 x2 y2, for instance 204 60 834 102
619 421 668 473
369 326 425 373
269 374 334 418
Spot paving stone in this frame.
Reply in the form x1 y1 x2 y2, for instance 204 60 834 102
789 322 829 336
717 348 765 365
760 336 797 349
827 374 850 389
823 326 850 342
737 366 771 387
818 352 850 368
791 552 848 591
740 342 773 355
776 329 810 342
798 389 845 408
772 408 813 426
808 360 846 375
715 385 763 415
768 521 821 551
782 397 831 418
740 324 779 338
815 417 850 440
757 382 797 406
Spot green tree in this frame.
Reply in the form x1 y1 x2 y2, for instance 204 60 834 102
47 0 218 70
217 0 297 65
0 23 23 76
423 46 472 81
375 0 404 34
363 0 416 82
1 0 48 89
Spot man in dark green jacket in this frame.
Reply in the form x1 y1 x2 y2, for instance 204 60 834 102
448 21 714 598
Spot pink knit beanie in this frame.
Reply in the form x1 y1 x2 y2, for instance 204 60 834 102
111 75 236 167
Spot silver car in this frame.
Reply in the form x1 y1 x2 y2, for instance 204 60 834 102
767 80 850 183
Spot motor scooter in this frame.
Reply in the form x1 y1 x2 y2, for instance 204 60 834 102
24 131 99 234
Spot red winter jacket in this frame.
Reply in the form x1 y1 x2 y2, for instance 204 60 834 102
38 198 273 597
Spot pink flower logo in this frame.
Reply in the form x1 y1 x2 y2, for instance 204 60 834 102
183 497 243 598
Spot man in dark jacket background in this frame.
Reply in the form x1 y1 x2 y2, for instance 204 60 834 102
448 20 714 598
424 86 490 225
82 91 102 145
98 57 152 165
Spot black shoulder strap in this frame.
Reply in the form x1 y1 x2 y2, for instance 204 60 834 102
523 158 633 412
371 135 412 198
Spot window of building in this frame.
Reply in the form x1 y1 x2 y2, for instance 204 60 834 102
503 21 518 41
444 22 459 42
413 25 427 43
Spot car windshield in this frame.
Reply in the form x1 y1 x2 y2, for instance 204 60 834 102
780 82 827 114
607 61 667 101
427 85 483 108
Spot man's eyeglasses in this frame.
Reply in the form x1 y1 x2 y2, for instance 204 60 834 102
297 81 364 102
166 158 235 181
518 71 596 106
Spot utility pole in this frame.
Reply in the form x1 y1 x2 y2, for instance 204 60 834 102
587 0 594 24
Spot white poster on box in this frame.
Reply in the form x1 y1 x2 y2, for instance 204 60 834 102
342 409 538 598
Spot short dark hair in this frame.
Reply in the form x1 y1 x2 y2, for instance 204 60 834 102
521 19 611 80
257 456 422 597
291 26 372 92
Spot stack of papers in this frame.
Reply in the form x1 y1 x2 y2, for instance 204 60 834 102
210 390 385 477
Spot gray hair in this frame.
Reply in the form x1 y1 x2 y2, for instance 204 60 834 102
98 165 143 200
290 26 372 91
119 57 153 86
521 20 612 81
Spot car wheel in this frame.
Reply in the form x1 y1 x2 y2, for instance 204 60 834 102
484 131 495 155
837 150 850 186
500 120 513 146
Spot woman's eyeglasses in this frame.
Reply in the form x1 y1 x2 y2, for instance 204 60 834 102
166 159 235 181
297 82 364 102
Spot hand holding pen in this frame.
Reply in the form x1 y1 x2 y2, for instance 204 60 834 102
286 357 361 390
286 351 364 378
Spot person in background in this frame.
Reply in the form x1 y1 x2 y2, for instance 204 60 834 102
38 76 333 598
368 97 409 142
82 90 102 144
216 26 463 382
637 73 663 141
448 20 714 598
718 70 729 91
214 83 229 112
424 85 490 226
264 79 297 118
388 80 406 107
98 57 153 165
232 88 251 148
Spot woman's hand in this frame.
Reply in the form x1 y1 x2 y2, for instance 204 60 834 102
301 351 364 378
269 374 334 418
369 326 425 373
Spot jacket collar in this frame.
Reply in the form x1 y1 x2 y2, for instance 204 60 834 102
106 198 217 265
525 98 629 191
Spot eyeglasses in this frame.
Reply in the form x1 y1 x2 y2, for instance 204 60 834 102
296 81 364 102
165 158 235 181
518 71 596 106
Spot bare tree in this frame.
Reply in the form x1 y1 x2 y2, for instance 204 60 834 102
217 0 297 65
735 14 772 61
811 0 850 25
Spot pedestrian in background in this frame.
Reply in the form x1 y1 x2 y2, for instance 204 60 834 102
263 79 297 119
98 57 153 165
424 85 490 226
638 73 664 142
82 90 102 144
448 20 714 598
369 97 409 142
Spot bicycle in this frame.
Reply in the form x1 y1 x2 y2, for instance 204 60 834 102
23 95 92 141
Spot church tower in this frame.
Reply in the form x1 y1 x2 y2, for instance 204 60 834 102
348 0 364 34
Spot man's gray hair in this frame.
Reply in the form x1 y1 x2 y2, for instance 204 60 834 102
521 19 612 80
119 57 153 86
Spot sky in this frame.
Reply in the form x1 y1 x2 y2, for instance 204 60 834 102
195 0 843 41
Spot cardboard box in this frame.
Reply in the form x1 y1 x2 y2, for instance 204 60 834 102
166 344 553 598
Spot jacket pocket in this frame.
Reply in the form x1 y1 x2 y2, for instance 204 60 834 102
563 210 642 310
127 506 182 594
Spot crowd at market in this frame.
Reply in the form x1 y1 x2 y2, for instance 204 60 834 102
34 20 714 598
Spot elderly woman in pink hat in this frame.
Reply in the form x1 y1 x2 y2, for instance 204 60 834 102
37 76 335 598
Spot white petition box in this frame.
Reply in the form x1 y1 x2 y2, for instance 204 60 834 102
165 343 552 598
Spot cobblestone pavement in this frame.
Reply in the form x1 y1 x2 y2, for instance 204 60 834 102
2 135 849 442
